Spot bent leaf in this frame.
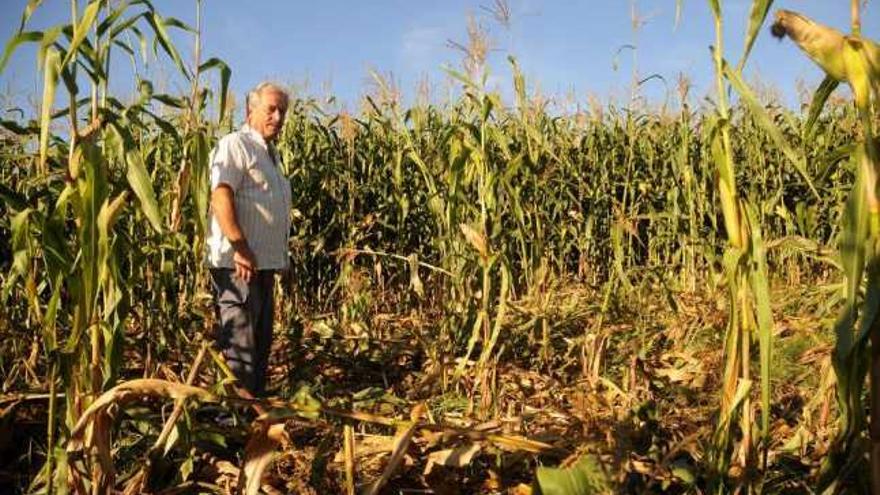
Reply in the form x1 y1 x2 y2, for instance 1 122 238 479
199 57 232 123
0 31 42 74
108 122 164 232
723 60 818 198
242 423 288 495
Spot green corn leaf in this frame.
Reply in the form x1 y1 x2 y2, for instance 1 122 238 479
18 0 44 32
745 202 773 454
0 30 43 74
42 275 63 352
835 145 870 361
108 121 164 232
129 0 157 11
95 4 128 38
10 208 34 278
851 143 880 353
39 47 61 172
61 0 102 69
192 131 210 236
855 257 880 352
199 57 232 123
49 97 89 121
37 26 63 73
162 17 196 33
139 107 178 137
106 13 150 68
130 25 148 65
153 93 186 108
804 75 840 141
146 12 190 80
814 143 854 186
739 0 774 69
536 454 611 495
0 182 29 210
478 263 509 367
113 39 135 59
0 118 38 136
108 12 147 39
442 65 480 92
723 60 818 198
42 185 74 284
59 64 80 98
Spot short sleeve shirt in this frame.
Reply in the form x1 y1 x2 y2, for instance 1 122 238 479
206 124 292 270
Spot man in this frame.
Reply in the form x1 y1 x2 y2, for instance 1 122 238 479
206 82 291 396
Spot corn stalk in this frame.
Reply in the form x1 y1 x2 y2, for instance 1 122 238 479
705 0 778 487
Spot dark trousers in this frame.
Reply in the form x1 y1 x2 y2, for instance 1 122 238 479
210 269 276 396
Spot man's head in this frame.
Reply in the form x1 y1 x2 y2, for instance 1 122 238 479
246 82 289 142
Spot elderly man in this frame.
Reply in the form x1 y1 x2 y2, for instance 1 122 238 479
206 82 291 396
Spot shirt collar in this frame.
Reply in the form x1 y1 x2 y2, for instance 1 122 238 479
242 123 270 148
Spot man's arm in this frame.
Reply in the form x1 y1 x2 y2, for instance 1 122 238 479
211 184 257 282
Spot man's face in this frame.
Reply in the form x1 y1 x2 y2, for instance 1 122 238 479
248 89 287 141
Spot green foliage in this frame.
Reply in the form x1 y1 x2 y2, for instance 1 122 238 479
536 455 612 495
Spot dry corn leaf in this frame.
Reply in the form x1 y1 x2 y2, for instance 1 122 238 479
459 222 489 259
366 425 416 495
333 434 395 463
510 483 534 495
343 424 356 495
68 379 215 451
241 422 288 495
487 433 555 453
424 443 481 475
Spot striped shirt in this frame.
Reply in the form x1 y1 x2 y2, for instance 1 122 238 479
206 124 292 270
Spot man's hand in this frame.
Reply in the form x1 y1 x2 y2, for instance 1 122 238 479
212 185 257 282
232 240 257 283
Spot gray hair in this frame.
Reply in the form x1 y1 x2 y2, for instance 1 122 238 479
246 82 289 114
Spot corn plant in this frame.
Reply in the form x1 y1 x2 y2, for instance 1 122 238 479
1 1 229 492
772 1 880 489
698 2 778 485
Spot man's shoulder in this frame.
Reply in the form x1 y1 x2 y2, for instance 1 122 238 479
217 128 251 147
215 129 261 157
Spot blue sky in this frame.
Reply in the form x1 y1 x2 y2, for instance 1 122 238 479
0 0 876 115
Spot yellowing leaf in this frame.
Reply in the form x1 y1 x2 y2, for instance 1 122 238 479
460 222 488 259
772 10 848 81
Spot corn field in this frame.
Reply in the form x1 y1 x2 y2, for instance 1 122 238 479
0 0 878 493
